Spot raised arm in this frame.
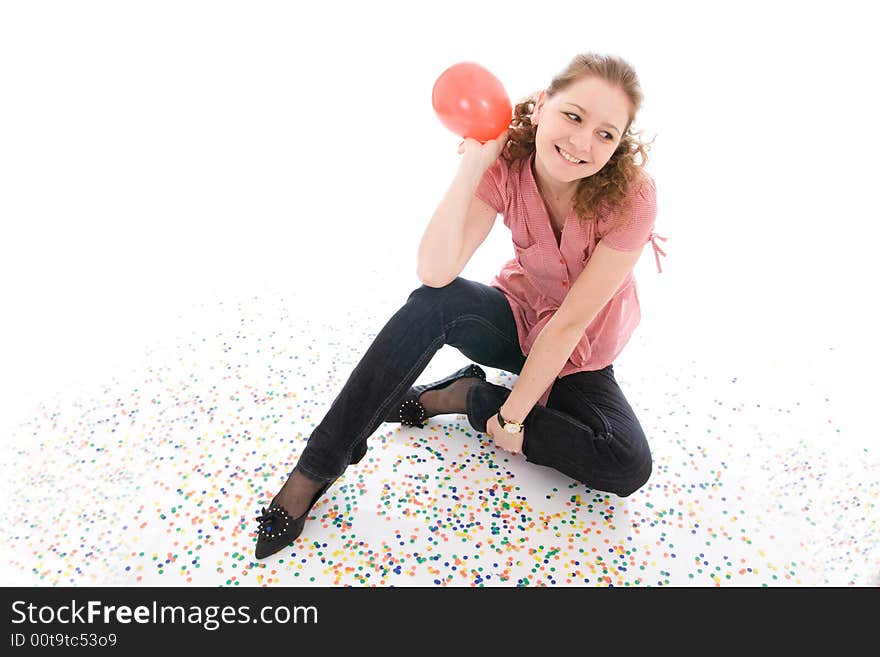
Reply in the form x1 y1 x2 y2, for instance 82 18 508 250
417 159 494 287
417 133 508 287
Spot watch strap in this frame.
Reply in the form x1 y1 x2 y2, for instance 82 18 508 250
497 410 524 433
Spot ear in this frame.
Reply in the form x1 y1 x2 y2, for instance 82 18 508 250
532 90 547 125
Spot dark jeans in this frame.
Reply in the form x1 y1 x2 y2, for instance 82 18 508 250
296 277 652 497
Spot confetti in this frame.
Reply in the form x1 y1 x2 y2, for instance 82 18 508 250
1 286 876 587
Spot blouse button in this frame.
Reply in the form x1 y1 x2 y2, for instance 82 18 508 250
559 258 564 264
562 280 569 287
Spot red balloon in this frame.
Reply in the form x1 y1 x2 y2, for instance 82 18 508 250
431 62 512 143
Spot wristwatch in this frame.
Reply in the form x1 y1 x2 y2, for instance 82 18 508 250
496 410 524 434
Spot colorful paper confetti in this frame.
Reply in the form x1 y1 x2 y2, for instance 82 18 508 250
1 286 876 587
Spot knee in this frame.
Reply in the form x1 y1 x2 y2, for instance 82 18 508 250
612 449 652 498
409 276 466 297
406 277 470 313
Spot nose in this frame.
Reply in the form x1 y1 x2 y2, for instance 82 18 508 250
569 134 591 158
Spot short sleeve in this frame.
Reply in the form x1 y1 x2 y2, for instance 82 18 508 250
600 175 657 252
474 156 509 216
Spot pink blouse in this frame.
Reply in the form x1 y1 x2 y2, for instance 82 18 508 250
476 151 665 404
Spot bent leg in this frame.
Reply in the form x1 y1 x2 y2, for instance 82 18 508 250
466 365 652 497
296 278 525 481
445 283 526 376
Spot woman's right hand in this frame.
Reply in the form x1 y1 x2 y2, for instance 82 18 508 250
457 129 510 172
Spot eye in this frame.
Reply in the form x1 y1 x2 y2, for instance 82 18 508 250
564 112 614 141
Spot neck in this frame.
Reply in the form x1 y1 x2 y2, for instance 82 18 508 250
532 153 576 207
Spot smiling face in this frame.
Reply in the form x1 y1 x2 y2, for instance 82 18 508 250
531 75 632 200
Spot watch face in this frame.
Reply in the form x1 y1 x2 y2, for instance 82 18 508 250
504 424 520 434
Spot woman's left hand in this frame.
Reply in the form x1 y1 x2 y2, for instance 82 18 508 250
486 413 524 456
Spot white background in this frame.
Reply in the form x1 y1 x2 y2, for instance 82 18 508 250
1 0 877 434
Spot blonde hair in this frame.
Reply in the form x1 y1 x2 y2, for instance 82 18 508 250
503 52 655 235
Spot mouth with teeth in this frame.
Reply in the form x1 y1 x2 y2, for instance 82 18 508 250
555 145 587 165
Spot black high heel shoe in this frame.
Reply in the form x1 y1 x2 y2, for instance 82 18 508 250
384 364 486 428
254 476 336 560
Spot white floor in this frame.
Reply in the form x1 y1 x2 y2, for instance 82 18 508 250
2 1 877 588
1 274 875 587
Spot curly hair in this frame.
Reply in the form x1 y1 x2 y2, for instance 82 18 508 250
502 52 655 236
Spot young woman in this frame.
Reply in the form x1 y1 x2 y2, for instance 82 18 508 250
254 52 666 559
